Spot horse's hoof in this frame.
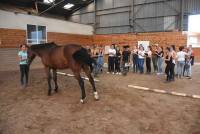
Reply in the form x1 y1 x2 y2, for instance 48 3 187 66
80 97 87 104
94 92 99 100
80 99 84 103
80 99 85 104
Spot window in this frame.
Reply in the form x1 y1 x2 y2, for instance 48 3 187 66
187 14 200 48
27 24 47 45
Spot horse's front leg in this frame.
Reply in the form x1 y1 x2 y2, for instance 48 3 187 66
45 67 52 96
73 71 86 103
52 69 58 93
83 65 99 101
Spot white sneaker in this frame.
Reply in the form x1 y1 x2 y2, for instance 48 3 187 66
119 72 122 75
116 72 119 75
112 72 115 75
107 72 110 74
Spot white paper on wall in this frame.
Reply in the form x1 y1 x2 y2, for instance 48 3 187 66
138 41 150 51
104 45 110 54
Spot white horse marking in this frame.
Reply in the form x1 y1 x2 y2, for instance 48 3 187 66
94 92 99 100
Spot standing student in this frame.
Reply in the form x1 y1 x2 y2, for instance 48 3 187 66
107 44 116 74
170 45 176 81
176 46 188 78
184 47 192 79
152 44 158 73
138 45 145 74
165 47 173 82
188 45 194 66
97 46 104 73
182 46 188 75
122 45 131 75
131 45 138 73
94 46 104 76
18 44 29 89
184 50 192 79
115 46 121 74
157 46 164 75
145 46 152 74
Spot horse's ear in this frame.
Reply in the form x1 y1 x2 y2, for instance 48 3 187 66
51 42 57 46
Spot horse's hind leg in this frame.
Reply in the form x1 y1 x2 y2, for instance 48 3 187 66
45 66 52 96
52 69 58 93
83 65 99 100
73 71 86 103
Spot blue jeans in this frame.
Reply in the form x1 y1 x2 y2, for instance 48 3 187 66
157 57 163 73
177 61 185 77
184 62 192 77
94 56 104 75
138 58 144 73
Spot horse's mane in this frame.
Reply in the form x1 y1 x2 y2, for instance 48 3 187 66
30 42 58 51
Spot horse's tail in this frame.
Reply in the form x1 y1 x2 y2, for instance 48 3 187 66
73 47 96 72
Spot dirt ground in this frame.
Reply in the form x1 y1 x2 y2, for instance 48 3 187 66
0 65 200 134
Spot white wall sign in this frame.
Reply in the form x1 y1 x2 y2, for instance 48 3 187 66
104 45 110 54
138 41 150 51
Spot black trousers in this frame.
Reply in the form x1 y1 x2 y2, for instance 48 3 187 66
146 57 151 73
132 56 138 73
165 63 174 81
171 63 175 80
165 64 171 81
20 64 29 85
191 56 194 66
108 56 115 72
115 58 121 72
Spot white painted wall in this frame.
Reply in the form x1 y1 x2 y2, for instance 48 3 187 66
0 10 94 35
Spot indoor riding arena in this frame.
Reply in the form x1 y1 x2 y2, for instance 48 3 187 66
1 0 200 134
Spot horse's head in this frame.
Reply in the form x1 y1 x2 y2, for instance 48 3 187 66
27 45 36 66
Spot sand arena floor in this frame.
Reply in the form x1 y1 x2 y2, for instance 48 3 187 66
0 65 200 134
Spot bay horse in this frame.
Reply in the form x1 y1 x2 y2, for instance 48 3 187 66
27 42 99 103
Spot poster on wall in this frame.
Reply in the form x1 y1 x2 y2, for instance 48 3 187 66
138 41 150 51
104 45 110 54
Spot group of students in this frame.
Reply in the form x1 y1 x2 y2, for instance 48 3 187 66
106 44 163 75
107 44 131 75
93 43 194 82
165 45 194 81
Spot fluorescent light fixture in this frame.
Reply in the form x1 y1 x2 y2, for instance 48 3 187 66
43 0 55 4
63 3 74 9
